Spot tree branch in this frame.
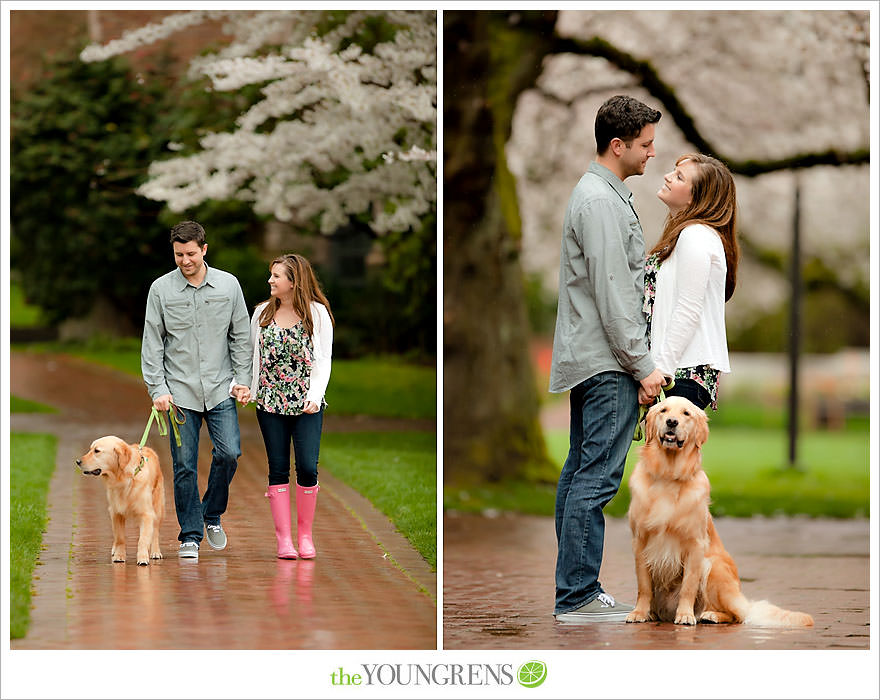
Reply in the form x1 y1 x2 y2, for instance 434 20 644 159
548 35 869 178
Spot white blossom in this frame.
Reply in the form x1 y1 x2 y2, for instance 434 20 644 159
82 10 436 236
383 145 437 163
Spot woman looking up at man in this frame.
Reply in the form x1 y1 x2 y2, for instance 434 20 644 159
644 153 740 411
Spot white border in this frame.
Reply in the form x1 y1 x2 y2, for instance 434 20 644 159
3 3 878 699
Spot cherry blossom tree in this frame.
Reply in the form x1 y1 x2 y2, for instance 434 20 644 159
80 9 436 237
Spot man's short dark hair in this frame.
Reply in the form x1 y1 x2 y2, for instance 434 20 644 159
170 221 206 246
595 95 662 155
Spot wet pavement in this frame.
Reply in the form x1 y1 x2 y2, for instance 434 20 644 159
443 511 870 649
10 351 436 650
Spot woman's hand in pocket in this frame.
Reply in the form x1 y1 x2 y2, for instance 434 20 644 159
303 401 319 414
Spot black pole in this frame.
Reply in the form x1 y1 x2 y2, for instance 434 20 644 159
787 178 801 469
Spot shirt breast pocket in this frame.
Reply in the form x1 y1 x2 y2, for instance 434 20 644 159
164 300 192 331
203 295 232 334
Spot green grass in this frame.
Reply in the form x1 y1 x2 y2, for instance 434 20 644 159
321 431 436 570
14 341 436 420
324 357 436 420
10 433 58 639
446 426 869 519
10 396 58 414
9 280 45 327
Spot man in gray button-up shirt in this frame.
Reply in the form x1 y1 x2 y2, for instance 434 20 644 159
141 220 251 558
551 96 666 623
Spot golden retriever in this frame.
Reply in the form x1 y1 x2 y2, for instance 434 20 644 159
77 436 165 566
626 396 813 627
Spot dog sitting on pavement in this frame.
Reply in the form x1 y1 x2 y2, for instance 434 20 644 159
626 396 813 627
77 436 165 566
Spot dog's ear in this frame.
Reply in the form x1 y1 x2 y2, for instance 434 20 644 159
693 407 709 447
114 441 136 477
644 403 659 445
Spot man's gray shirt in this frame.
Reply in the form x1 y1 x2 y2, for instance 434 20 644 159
141 263 252 412
549 161 655 393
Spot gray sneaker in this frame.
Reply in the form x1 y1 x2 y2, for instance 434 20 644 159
179 541 199 559
555 592 634 623
205 524 227 550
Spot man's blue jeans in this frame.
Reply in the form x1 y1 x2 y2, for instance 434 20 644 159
554 371 639 614
168 397 241 544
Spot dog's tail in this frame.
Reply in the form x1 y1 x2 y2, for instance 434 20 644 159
741 598 814 627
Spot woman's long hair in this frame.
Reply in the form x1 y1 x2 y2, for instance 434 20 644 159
258 254 335 336
650 153 740 301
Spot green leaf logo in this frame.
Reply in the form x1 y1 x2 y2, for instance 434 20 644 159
517 660 547 688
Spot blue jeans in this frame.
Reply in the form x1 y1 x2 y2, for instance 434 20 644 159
256 407 323 487
168 398 241 544
554 371 639 614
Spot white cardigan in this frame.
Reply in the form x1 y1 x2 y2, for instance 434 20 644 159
246 300 333 408
651 223 731 377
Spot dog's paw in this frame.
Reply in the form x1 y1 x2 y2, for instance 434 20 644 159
674 611 697 625
111 550 126 563
150 551 163 560
137 559 149 566
700 611 721 624
626 610 652 623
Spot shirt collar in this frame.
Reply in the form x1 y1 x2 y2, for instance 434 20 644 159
173 261 215 291
588 161 634 205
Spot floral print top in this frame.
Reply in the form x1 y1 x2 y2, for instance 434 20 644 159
257 320 314 416
644 252 720 409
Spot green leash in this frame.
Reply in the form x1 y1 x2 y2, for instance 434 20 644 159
633 378 675 442
136 404 185 475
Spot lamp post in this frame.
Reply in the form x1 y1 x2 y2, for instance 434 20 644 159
787 176 802 470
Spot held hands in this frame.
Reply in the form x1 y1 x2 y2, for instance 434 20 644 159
639 369 667 405
232 385 251 405
228 386 316 410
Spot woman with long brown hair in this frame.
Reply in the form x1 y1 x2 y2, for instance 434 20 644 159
243 253 334 559
643 153 739 410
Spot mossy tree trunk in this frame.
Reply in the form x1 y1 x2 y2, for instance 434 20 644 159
443 11 559 484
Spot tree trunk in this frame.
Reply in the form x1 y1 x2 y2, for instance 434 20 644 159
87 10 102 42
443 11 558 484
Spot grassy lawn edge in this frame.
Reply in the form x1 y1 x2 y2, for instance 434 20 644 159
446 427 869 519
10 432 58 639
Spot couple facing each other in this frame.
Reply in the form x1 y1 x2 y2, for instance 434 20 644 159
141 220 334 561
550 95 740 622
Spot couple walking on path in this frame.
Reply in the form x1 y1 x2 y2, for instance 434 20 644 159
550 95 739 622
141 220 333 563
10 350 437 650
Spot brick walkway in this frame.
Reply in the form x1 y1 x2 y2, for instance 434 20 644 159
10 351 436 650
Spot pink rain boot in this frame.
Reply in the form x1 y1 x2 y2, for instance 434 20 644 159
265 484 298 559
296 483 320 559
